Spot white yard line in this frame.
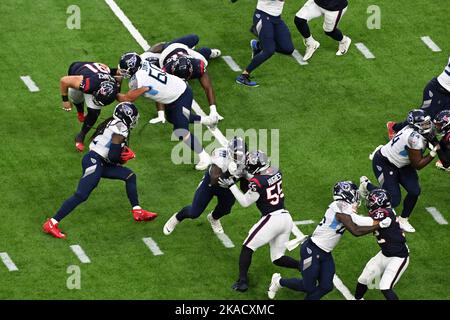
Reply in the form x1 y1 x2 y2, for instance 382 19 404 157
222 56 242 72
421 36 441 52
105 0 229 148
142 237 164 256
333 274 355 300
0 252 18 272
292 50 309 66
215 232 235 248
355 43 375 59
426 207 448 225
294 220 315 225
70 245 91 264
20 75 40 92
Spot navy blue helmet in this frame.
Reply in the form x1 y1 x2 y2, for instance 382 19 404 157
433 110 450 134
167 56 205 80
367 189 391 211
246 150 270 175
118 52 142 78
407 109 433 135
93 80 118 107
113 102 139 129
227 136 247 167
333 181 360 205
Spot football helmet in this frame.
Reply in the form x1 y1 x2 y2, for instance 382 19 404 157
118 52 142 78
245 150 270 175
113 102 139 129
93 81 118 107
167 56 194 80
407 109 433 135
367 188 391 212
433 110 450 134
227 136 247 166
333 181 360 205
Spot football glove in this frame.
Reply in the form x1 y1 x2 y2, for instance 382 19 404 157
120 146 136 164
218 176 236 188
149 110 166 124
379 217 392 229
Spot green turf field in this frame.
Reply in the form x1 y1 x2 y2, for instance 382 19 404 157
0 0 449 300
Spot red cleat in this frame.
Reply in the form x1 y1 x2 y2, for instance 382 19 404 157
77 112 85 123
75 142 84 152
387 121 396 140
133 209 158 222
43 218 66 239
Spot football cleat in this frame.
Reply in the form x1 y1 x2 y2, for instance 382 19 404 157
303 39 320 61
235 74 259 87
207 212 224 233
195 151 212 171
398 217 416 233
436 160 449 171
387 121 396 140
43 218 66 239
268 273 282 299
336 36 352 56
232 280 248 292
250 39 261 59
77 112 85 123
210 49 222 59
163 213 180 235
132 209 158 222
75 142 84 152
358 176 371 200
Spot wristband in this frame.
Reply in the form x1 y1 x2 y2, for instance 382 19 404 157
62 95 69 102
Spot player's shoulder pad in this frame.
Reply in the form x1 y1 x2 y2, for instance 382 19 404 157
331 200 353 215
109 120 129 137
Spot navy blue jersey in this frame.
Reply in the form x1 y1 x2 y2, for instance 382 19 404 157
248 166 285 215
314 0 348 11
374 209 409 258
68 62 115 94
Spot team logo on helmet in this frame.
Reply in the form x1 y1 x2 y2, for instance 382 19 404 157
369 192 388 207
126 55 138 68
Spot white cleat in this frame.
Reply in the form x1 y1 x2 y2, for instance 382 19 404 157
163 213 180 235
195 151 212 171
336 36 352 56
268 273 282 299
398 217 416 233
207 212 224 234
303 39 320 61
210 49 221 59
358 176 371 199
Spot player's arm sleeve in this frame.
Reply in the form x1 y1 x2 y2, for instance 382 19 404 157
108 133 125 163
350 213 377 227
229 184 260 208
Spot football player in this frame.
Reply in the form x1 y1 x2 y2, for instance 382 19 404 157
218 150 307 292
116 57 218 170
294 0 351 61
60 61 120 152
163 136 247 236
42 102 158 239
360 109 440 233
267 181 391 300
387 57 450 139
355 189 409 300
232 0 295 87
433 110 450 170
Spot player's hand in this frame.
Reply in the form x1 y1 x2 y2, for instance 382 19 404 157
379 217 392 229
62 101 72 112
120 146 136 164
218 176 236 188
149 114 166 124
430 144 440 157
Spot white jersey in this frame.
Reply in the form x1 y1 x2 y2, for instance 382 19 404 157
210 147 230 173
257 0 285 16
89 119 129 160
311 201 354 252
129 60 187 104
380 127 427 168
437 56 450 92
159 43 208 68
140 51 161 67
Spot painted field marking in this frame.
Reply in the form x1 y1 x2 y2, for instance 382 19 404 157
333 274 355 300
20 75 40 92
294 220 315 225
421 36 442 52
426 207 448 225
0 252 18 272
215 232 235 248
70 245 91 264
143 237 164 256
355 43 375 59
222 56 242 72
292 49 309 66
105 0 229 148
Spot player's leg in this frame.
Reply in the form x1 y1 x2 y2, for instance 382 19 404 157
164 34 200 49
270 213 299 269
43 152 103 238
372 151 402 209
68 88 85 122
273 19 294 55
379 256 409 300
323 7 351 56
398 166 420 232
101 164 157 221
294 0 322 61
304 252 335 300
75 107 101 152
355 251 384 299
196 47 222 60
207 188 236 233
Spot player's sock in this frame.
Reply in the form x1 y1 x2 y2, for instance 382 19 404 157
238 245 254 283
175 206 191 221
197 47 212 60
393 121 408 132
80 108 101 139
132 205 141 210
272 256 300 269
53 192 87 221
279 278 306 292
189 114 202 123
402 193 419 218
381 289 399 300
125 173 139 207
325 28 344 42
294 16 311 39
354 282 368 300
51 218 59 224
367 182 377 192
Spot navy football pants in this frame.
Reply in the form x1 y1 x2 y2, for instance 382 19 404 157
164 34 212 61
